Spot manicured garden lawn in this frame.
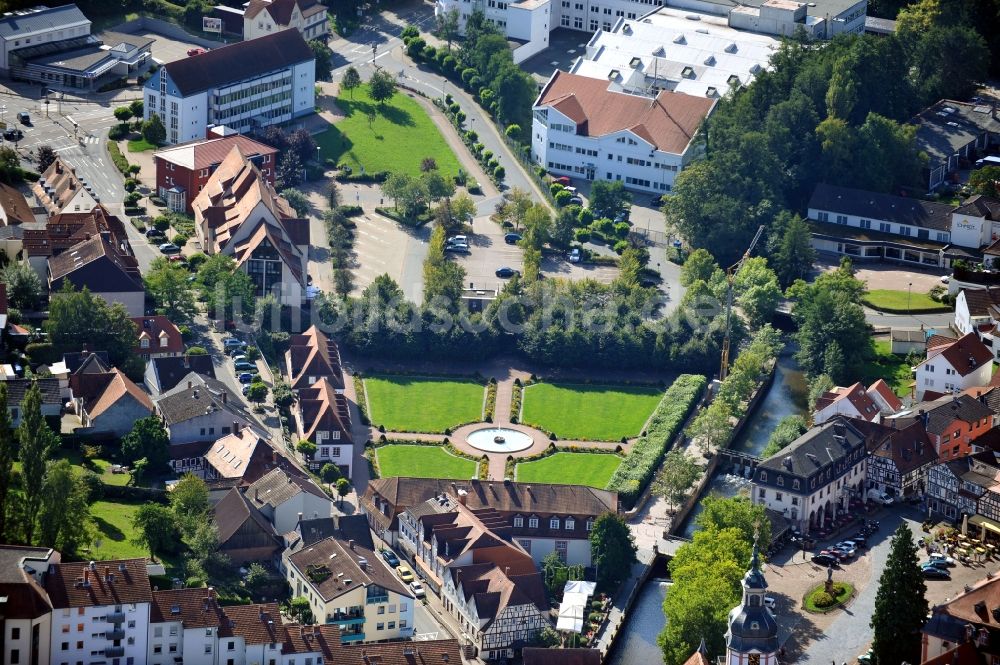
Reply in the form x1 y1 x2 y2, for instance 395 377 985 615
516 452 622 489
521 383 663 441
861 340 914 398
376 445 476 480
862 289 949 313
316 84 461 178
364 375 484 433
127 137 158 152
90 500 147 560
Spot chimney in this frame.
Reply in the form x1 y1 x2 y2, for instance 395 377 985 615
349 539 355 550
188 380 193 390
208 587 216 600
297 512 303 525
332 514 340 530
183 354 189 368
83 568 90 585
272 449 279 464
233 421 240 435
56 162 62 174
222 391 227 404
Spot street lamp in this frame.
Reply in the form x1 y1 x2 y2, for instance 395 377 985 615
908 281 913 314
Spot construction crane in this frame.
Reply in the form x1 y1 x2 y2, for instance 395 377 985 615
719 225 766 382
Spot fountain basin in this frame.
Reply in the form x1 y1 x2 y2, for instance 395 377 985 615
467 427 533 453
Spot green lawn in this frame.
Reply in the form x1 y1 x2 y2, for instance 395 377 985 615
521 383 663 441
861 340 914 398
376 444 477 480
90 500 147 560
364 375 484 433
127 137 158 152
516 452 622 489
862 289 949 313
317 84 461 178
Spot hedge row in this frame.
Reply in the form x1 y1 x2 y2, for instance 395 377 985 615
352 374 371 426
484 378 497 423
606 374 706 507
107 141 130 176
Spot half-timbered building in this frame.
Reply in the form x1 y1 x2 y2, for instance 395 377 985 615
864 420 938 499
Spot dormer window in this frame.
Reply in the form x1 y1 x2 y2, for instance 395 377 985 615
586 518 594 531
566 518 575 530
550 517 560 529
513 516 523 528
140 338 150 348
759 471 767 482
777 477 784 487
529 516 539 528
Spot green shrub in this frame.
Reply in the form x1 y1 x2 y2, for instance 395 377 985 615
606 374 706 507
577 207 594 225
25 342 57 365
171 233 188 246
812 592 835 608
593 218 615 235
461 68 478 85
107 141 130 176
401 25 419 39
613 240 630 254
482 150 493 162
422 45 437 60
406 37 426 58
505 124 521 137
614 221 630 238
550 183 565 196
574 229 591 243
108 124 129 140
555 190 573 206
493 165 505 180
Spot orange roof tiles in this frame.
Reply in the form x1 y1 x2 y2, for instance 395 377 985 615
536 70 716 154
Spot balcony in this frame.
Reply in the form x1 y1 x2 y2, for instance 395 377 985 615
106 629 125 640
365 594 388 605
104 646 125 657
340 633 366 643
329 611 365 625
105 612 125 624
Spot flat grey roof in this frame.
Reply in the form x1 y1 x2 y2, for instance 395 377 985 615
0 5 89 39
913 101 1000 166
693 0 864 19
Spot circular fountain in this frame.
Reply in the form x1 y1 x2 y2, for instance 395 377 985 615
467 427 534 453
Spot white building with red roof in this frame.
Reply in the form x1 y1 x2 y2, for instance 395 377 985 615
531 70 715 194
813 380 904 425
915 331 994 400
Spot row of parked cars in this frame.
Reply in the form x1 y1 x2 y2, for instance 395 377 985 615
811 534 870 567
379 548 426 599
223 336 258 395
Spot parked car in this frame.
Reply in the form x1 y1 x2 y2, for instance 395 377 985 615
444 243 470 253
923 558 950 571
614 211 629 223
568 195 584 206
504 233 522 245
569 248 581 263
858 649 872 665
650 194 666 207
410 581 426 598
242 384 251 396
553 175 571 186
867 490 894 505
158 242 181 254
168 255 186 263
231 354 247 364
447 235 468 245
833 542 857 557
187 47 207 56
495 267 520 279
238 372 254 384
927 552 956 567
145 228 165 238
821 548 850 562
17 112 29 125
3 128 22 141
234 361 255 372
223 338 245 350
396 564 414 583
381 549 400 567
850 534 867 547
811 553 838 567
921 565 951 580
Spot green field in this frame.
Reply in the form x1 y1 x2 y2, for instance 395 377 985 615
90 500 147 560
364 375 484 433
516 452 622 489
317 84 462 177
862 289 949 313
521 383 663 441
127 138 158 152
376 445 477 480
861 340 913 398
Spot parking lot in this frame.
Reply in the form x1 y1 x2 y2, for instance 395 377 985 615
124 29 217 66
520 29 592 85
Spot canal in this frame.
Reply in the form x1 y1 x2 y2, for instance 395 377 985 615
607 346 807 665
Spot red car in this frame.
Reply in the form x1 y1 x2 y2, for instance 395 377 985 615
553 175 571 186
187 48 207 57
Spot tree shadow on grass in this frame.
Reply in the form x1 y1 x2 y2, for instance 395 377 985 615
339 97 415 128
93 516 126 542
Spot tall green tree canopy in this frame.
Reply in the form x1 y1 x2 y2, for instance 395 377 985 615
590 513 637 591
870 524 928 664
46 282 140 373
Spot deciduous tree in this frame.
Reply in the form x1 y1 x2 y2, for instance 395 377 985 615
590 513 637 591
309 39 333 81
653 449 701 510
1 261 43 310
37 459 92 555
132 504 179 557
341 67 361 98
121 416 170 472
144 257 198 322
368 69 397 106
0 384 14 541
35 144 56 173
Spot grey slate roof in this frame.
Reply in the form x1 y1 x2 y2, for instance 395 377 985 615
913 101 1000 167
0 5 89 40
4 378 61 408
954 194 1000 220
148 355 216 393
246 467 328 510
154 372 255 426
162 28 313 97
897 394 994 434
757 417 867 481
808 183 955 231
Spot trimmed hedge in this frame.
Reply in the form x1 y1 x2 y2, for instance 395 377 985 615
607 374 706 507
107 141 130 176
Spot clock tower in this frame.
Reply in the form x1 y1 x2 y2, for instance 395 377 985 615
724 534 779 665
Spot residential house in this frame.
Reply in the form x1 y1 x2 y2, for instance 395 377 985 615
44 559 152 665
751 417 869 533
523 648 601 665
914 100 1000 191
915 332 994 400
46 231 144 316
192 146 309 304
890 328 930 355
952 287 1000 363
246 466 332 535
286 325 344 392
532 70 716 194
0 545 60 665
152 133 278 213
362 477 618 567
154 372 264 444
3 378 61 427
212 486 281 565
48 350 110 399
398 494 538 594
144 354 216 395
441 563 550 661
926 454 992 521
32 158 100 216
862 420 937 499
143 29 314 145
0 181 35 227
243 0 329 42
69 367 153 437
568 8 780 100
282 526 415 644
922 574 1000 662
806 183 959 268
813 380 902 425
296 377 353 475
887 394 994 460
131 316 184 360
21 203 131 279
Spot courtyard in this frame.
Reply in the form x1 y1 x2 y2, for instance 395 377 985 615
374 444 478 480
514 451 622 489
519 382 663 441
363 374 486 433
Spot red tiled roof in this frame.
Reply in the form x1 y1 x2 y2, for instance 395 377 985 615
536 70 716 154
814 382 880 421
286 326 344 392
868 379 903 412
154 135 278 172
297 377 352 445
131 315 184 355
0 182 33 226
45 559 152 608
921 332 994 377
